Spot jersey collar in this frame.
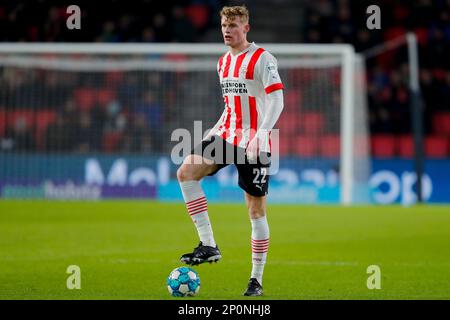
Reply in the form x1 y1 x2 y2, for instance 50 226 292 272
229 42 257 57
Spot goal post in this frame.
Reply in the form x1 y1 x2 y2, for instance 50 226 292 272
0 43 369 204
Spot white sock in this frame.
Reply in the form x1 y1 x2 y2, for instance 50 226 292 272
180 180 216 247
251 215 270 285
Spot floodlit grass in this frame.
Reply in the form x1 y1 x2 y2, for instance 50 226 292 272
0 200 449 299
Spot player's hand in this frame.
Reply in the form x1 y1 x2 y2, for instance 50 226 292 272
247 130 270 162
246 136 260 162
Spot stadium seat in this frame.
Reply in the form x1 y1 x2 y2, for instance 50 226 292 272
35 110 57 132
74 88 96 111
301 112 324 135
105 71 124 86
393 4 408 21
293 135 317 157
319 135 340 158
284 91 302 112
97 89 116 105
384 26 406 42
102 132 123 152
432 112 450 135
432 69 447 81
7 110 35 130
424 136 449 158
378 27 405 69
413 27 428 45
397 135 414 158
278 138 290 156
371 135 396 158
184 4 209 30
0 109 5 137
330 68 341 86
35 110 57 149
278 112 299 135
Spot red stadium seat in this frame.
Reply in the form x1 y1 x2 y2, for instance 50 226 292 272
432 69 447 81
293 135 317 157
105 71 124 86
330 68 341 86
0 109 5 137
35 110 57 132
432 112 450 135
284 91 302 112
7 110 35 130
301 112 324 135
278 112 299 135
319 135 340 158
413 27 428 45
384 26 406 42
74 88 96 111
371 135 396 158
397 135 414 158
184 4 209 30
277 138 290 156
102 132 123 152
97 89 116 105
35 110 57 149
424 136 449 158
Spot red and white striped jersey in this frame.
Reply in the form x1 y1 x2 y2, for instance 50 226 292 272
215 42 284 153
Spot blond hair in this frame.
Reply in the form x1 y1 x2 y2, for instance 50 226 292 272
220 5 249 23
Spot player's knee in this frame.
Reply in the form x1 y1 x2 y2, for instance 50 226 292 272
247 198 266 219
177 165 192 182
177 162 204 182
249 208 265 219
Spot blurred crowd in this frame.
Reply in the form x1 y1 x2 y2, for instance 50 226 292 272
303 0 450 135
0 0 224 43
0 69 183 153
0 0 450 156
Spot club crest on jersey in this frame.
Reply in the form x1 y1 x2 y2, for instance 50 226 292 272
239 64 248 76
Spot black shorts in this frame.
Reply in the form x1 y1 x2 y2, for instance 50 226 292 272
190 135 271 197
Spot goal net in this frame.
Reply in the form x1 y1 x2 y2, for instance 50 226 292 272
0 43 369 204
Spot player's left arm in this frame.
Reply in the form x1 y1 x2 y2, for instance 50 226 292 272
246 53 284 161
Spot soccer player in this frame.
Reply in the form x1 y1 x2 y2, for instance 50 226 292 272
176 5 284 296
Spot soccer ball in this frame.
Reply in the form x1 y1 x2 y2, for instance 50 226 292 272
167 266 201 297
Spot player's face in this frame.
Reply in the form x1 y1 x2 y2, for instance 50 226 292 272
221 16 249 48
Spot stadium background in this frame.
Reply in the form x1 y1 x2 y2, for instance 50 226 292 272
1 0 450 301
0 0 449 205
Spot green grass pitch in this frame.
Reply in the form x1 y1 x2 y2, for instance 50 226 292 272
0 200 449 299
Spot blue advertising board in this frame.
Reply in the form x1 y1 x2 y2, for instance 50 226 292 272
0 154 449 204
